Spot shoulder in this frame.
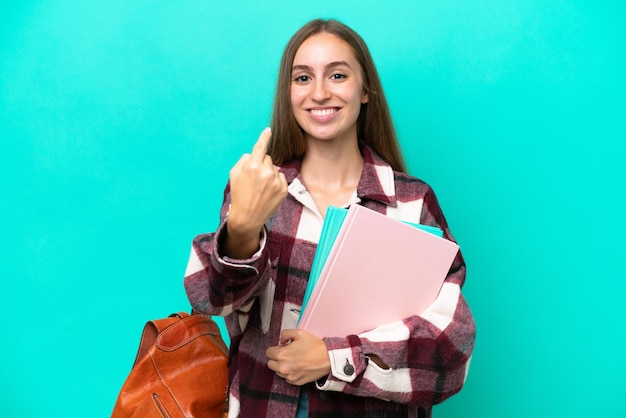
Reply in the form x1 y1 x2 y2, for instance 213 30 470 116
392 170 435 202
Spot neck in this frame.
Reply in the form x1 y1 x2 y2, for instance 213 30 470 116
300 138 363 189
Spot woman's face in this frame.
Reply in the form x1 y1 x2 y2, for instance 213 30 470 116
290 32 368 144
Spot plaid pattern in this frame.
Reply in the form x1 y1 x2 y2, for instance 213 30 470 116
184 145 475 417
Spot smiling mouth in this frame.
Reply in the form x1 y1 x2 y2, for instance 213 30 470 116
308 108 339 117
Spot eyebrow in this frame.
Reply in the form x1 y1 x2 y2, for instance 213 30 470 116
291 60 353 72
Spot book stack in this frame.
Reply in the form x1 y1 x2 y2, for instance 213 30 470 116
298 205 459 337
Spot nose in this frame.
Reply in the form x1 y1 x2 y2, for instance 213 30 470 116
311 79 331 102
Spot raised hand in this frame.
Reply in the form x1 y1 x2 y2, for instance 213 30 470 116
223 128 288 259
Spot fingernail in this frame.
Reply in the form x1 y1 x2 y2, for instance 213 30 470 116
264 127 272 133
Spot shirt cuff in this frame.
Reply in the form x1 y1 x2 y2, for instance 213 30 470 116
211 219 268 275
317 335 367 388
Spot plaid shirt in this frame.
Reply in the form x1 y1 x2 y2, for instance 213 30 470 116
184 145 475 417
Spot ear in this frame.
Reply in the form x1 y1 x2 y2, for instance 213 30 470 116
361 90 369 104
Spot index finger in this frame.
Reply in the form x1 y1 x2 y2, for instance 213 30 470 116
250 127 272 163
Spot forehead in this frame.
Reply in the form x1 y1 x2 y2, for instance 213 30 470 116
293 32 359 68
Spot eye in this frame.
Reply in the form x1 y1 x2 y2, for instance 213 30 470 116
293 74 311 83
330 73 347 80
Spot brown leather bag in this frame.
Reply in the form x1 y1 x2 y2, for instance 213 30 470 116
111 312 229 418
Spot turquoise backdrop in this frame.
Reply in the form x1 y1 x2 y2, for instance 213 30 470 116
1 1 624 416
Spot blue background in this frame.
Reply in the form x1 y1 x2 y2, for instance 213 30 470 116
1 1 624 416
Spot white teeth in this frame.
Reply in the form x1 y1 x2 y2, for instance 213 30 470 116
310 108 336 116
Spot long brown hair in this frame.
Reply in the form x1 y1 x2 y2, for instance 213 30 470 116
268 19 407 173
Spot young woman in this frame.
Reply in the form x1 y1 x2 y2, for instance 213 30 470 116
184 19 475 418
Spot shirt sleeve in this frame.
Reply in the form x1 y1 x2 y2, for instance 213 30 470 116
183 186 273 335
317 187 476 406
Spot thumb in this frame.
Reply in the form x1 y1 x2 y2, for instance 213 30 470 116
280 329 299 345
